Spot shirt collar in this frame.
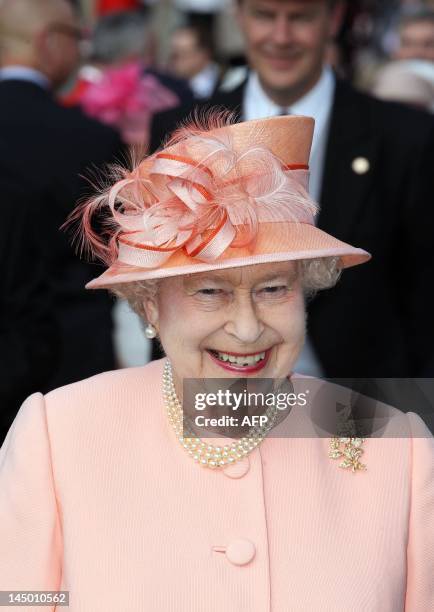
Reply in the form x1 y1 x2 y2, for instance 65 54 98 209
243 65 335 131
289 66 335 134
190 62 220 99
243 71 282 120
0 66 50 90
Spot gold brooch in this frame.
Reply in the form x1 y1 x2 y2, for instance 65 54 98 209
329 437 367 472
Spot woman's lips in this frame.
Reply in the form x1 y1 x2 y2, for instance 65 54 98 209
206 348 272 373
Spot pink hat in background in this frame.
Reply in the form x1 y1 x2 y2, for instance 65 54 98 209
373 60 434 111
77 114 371 289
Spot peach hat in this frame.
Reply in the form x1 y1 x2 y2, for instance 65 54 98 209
79 114 370 289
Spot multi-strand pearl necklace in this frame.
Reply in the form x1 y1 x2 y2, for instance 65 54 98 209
162 360 279 469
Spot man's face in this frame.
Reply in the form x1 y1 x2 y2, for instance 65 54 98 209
236 0 342 104
397 20 434 62
169 29 210 80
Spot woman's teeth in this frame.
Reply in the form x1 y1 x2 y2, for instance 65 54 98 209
213 351 266 366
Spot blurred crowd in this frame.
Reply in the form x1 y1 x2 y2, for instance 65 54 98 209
1 0 434 443
42 0 434 137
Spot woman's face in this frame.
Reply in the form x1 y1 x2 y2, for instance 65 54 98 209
145 261 305 388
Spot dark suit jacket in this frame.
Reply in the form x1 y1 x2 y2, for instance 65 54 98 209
0 79 124 390
145 68 194 106
150 77 434 377
0 178 59 443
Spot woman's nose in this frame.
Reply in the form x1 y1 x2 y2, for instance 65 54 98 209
223 295 264 345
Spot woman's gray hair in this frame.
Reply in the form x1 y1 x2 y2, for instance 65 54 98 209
111 257 342 323
300 256 342 295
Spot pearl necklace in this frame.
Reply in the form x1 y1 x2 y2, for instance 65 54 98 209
162 360 279 469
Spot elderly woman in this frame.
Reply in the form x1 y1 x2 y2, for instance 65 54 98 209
0 115 433 611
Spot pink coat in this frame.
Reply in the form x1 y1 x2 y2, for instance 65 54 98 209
1 358 433 611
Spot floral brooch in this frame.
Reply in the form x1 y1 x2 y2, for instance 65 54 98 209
328 401 367 472
328 438 367 472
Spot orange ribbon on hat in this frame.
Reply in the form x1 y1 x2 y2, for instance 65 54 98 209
108 143 317 269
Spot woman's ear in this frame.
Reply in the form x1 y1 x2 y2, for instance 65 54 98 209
143 297 159 329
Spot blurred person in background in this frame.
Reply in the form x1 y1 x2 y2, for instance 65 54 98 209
66 2 193 370
151 0 434 380
372 58 434 110
394 6 434 62
174 0 225 34
0 178 59 444
65 5 191 146
169 24 222 99
90 3 193 106
0 0 124 392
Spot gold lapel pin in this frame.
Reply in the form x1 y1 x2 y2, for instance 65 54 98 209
352 157 370 175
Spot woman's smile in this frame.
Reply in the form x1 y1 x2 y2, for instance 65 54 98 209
149 262 306 384
206 347 272 374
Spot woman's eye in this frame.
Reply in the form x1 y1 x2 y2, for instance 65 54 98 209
258 285 289 297
264 285 287 292
197 288 224 296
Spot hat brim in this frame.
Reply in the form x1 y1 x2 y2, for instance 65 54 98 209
86 224 371 289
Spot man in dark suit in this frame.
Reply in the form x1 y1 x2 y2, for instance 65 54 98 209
0 178 59 443
151 0 434 379
0 0 125 390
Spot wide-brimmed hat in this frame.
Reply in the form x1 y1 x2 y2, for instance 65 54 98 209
80 114 370 289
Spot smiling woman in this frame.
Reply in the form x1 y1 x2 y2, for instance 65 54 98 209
1 113 433 612
113 256 341 382
114 255 341 318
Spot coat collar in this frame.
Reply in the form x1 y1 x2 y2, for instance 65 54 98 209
211 79 245 119
0 67 50 90
0 77 53 100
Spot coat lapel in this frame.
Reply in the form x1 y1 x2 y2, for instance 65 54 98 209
210 80 246 121
210 77 379 242
318 80 380 240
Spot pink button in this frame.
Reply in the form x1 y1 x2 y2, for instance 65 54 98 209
225 538 256 566
222 457 250 479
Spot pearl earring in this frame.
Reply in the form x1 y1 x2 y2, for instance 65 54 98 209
144 323 157 339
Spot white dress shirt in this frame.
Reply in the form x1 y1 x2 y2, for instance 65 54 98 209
243 67 336 376
0 66 50 89
243 66 335 201
190 62 220 99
